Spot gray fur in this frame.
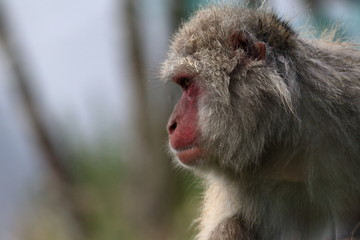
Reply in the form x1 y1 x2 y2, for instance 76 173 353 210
161 5 360 240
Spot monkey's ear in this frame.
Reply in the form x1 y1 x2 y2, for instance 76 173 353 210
229 30 266 61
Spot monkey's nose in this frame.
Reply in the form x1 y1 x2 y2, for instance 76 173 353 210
168 120 177 135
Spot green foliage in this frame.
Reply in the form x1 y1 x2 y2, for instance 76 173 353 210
69 148 131 240
67 146 203 240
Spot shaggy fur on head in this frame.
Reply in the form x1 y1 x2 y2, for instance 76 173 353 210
162 5 360 240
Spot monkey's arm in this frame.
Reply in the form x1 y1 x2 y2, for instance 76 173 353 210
208 215 253 240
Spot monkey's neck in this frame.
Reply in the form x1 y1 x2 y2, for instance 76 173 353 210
256 143 307 182
266 155 306 182
199 173 360 240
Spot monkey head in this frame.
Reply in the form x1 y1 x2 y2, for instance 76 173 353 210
162 6 298 175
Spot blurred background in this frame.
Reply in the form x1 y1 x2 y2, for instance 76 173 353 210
0 0 359 239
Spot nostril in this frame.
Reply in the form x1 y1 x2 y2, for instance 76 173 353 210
168 121 177 134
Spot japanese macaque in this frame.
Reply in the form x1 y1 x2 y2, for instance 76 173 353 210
161 5 360 240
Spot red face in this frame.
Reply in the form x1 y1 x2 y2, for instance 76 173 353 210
167 74 203 165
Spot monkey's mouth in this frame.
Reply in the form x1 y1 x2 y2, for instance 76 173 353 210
174 145 203 165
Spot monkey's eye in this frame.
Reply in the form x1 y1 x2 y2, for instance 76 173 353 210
178 78 191 90
173 75 193 91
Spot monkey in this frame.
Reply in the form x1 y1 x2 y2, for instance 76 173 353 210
161 5 360 240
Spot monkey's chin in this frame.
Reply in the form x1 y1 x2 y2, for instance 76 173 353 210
175 146 203 166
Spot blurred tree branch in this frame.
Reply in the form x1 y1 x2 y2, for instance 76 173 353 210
0 8 72 187
0 3 86 239
172 0 187 29
122 0 182 239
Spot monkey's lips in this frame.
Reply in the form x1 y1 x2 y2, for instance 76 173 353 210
174 145 203 165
